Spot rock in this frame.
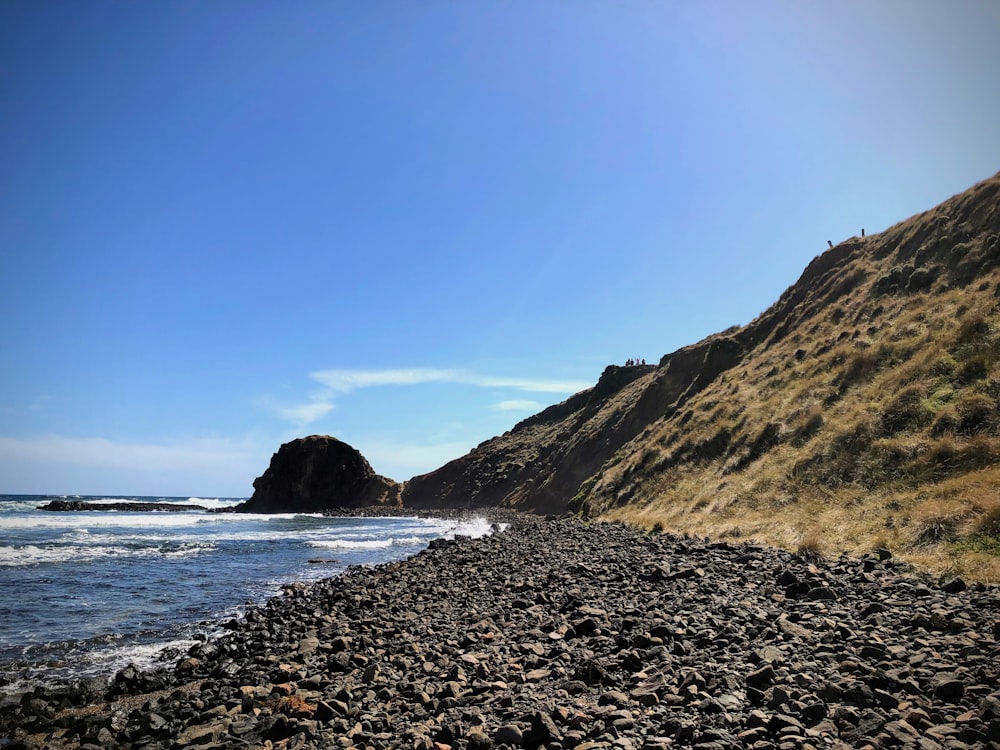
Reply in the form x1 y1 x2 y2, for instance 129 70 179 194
38 500 208 512
942 577 968 593
980 692 1000 721
932 674 966 702
467 726 494 750
297 636 320 655
746 664 776 688
526 710 562 745
5 515 1000 750
232 435 399 513
176 719 230 746
494 723 524 745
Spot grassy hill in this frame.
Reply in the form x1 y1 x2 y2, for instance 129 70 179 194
402 170 1000 580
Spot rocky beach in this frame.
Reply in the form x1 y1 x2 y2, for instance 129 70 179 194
2 515 999 750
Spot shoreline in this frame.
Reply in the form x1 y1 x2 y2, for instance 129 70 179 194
2 515 999 749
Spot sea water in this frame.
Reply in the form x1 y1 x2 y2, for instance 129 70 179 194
0 495 494 696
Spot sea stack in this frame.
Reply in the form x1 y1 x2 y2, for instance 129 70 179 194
233 435 399 513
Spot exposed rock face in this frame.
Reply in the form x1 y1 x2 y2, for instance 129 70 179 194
399 343 743 513
234 436 399 513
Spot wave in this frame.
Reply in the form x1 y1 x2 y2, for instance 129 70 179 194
0 541 214 567
1 635 200 696
0 510 318 531
449 516 506 538
0 513 212 530
307 535 425 551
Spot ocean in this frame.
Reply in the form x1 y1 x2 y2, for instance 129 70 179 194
0 495 494 698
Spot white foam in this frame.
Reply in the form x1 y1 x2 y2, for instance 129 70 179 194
0 542 214 567
307 535 425 551
0 513 207 530
2 636 202 696
447 516 505 538
183 497 244 510
402 516 506 540
83 498 242 510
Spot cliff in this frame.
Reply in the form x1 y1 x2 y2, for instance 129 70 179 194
400 170 1000 578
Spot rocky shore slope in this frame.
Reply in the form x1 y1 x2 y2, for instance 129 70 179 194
3 517 999 749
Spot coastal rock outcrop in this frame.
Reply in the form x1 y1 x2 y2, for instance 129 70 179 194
233 435 399 513
37 500 209 512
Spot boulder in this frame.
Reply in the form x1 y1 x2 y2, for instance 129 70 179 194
233 435 400 513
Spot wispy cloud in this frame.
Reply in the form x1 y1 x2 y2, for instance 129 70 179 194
492 399 543 412
260 367 590 428
257 397 334 427
310 367 589 395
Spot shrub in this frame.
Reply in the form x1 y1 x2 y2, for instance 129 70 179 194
796 532 824 561
837 348 879 390
955 392 998 434
796 405 825 442
957 355 990 385
975 505 1000 539
955 314 989 346
913 516 959 547
930 408 960 437
881 386 930 435
905 266 937 293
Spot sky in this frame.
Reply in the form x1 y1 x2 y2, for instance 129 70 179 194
2 1 999 497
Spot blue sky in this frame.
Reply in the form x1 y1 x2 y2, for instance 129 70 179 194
2 1 999 496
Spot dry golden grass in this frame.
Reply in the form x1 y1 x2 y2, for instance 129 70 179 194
592 178 1000 581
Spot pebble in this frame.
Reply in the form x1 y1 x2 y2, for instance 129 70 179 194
1 515 998 749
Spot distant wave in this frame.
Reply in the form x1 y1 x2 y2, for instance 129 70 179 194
0 541 214 567
0 513 214 530
183 497 244 510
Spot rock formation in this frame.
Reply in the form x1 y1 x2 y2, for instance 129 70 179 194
38 500 208 512
233 435 399 513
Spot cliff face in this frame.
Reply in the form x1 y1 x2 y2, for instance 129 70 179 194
235 435 399 513
400 171 1000 578
401 363 656 513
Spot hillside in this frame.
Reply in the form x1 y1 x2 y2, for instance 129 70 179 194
402 170 1000 580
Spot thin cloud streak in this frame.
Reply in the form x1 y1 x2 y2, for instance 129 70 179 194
254 394 335 428
263 367 590 429
310 367 590 395
275 401 334 426
492 399 543 412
